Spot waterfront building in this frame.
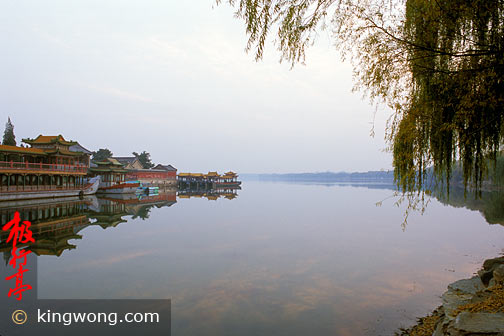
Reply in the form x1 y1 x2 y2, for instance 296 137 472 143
177 171 241 190
112 157 144 170
0 135 96 200
204 171 220 183
69 142 93 156
88 158 139 194
89 158 127 184
153 164 177 171
126 164 177 187
220 171 239 183
22 135 91 167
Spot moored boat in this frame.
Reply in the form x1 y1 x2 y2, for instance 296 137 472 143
96 181 140 194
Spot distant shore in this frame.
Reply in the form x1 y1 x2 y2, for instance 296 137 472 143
241 171 395 183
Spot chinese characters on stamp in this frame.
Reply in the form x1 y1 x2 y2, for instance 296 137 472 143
2 211 35 300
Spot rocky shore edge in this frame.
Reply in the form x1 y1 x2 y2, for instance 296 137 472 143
398 256 504 336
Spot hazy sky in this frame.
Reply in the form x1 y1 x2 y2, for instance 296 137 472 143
0 0 392 173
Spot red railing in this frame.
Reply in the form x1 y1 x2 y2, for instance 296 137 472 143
0 161 87 173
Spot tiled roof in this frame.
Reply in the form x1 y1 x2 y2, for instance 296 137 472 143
154 164 177 171
113 157 137 164
44 148 85 156
93 158 123 166
22 135 77 146
90 158 127 173
33 135 61 143
0 145 47 155
69 143 92 155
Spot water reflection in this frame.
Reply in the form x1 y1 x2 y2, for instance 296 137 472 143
0 197 91 259
0 186 240 260
433 187 504 226
178 186 240 200
2 182 503 335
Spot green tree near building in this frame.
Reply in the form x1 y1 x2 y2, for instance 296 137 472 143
2 117 16 146
92 148 113 162
219 0 504 194
133 151 154 169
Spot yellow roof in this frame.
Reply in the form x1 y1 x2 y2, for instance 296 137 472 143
33 135 63 143
0 145 47 155
206 171 219 176
107 158 122 165
178 173 191 177
23 135 77 146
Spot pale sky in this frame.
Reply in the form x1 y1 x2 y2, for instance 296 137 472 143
0 0 392 173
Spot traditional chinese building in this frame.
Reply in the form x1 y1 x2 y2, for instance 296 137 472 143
88 158 138 193
112 157 144 170
0 135 95 200
220 171 239 184
21 135 91 167
177 171 241 190
69 142 93 156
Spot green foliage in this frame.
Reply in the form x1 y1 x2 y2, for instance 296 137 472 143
488 154 504 187
220 0 504 194
2 117 16 146
133 151 154 169
92 148 113 162
397 0 504 193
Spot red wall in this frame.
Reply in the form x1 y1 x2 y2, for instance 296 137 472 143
126 171 176 180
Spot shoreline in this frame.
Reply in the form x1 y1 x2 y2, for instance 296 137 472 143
398 256 504 336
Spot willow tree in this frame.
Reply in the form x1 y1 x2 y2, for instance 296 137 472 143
219 0 504 194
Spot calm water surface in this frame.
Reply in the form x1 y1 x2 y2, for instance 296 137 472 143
27 182 504 335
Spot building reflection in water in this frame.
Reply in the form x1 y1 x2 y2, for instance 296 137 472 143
177 186 240 200
0 186 240 261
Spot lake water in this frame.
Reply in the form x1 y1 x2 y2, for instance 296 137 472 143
4 181 504 335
